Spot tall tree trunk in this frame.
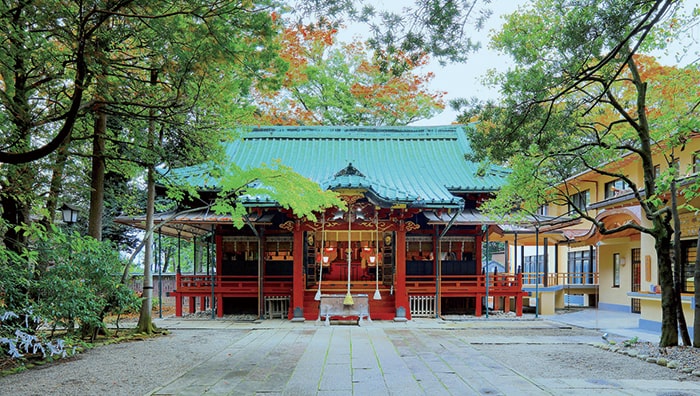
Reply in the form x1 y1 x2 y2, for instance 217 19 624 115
693 228 700 347
88 106 107 240
136 69 159 334
657 213 679 347
136 163 157 333
670 175 691 345
623 54 679 346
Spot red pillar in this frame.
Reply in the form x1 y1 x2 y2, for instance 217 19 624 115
189 297 196 314
394 227 410 321
292 225 305 320
175 295 182 317
515 273 524 317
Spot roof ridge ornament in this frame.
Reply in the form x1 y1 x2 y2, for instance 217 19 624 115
334 162 365 178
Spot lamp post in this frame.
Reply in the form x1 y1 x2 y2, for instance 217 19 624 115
60 203 79 260
60 203 79 225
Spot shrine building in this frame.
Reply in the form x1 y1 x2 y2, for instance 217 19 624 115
118 125 529 321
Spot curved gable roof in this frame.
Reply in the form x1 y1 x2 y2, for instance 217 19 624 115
164 125 507 208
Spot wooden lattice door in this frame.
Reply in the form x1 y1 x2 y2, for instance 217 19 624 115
631 248 641 313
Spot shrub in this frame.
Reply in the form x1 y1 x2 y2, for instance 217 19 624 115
0 223 139 341
35 232 140 337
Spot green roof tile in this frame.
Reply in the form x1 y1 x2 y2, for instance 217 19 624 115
163 125 507 208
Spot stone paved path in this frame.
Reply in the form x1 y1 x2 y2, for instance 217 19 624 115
143 320 700 396
2 316 698 395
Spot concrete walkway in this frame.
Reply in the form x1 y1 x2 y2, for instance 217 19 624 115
144 310 698 396
542 308 661 344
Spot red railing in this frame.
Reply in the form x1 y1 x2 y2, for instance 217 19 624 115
406 273 525 296
175 274 292 296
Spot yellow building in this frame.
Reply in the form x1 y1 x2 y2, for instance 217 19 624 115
493 134 699 332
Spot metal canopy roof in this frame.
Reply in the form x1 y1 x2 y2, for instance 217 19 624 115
423 209 496 225
161 125 508 209
114 209 275 240
423 209 580 245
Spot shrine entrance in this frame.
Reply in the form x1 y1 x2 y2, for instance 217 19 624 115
305 230 394 286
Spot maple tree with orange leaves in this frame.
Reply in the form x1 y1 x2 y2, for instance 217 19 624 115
252 22 445 126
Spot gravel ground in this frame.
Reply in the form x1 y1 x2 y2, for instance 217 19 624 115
1 322 699 395
473 342 698 381
438 327 700 380
0 329 251 396
599 341 700 375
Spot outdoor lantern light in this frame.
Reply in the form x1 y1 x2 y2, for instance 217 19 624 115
331 210 345 221
60 203 79 224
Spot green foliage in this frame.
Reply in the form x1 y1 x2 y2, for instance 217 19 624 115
161 148 345 229
0 222 139 337
289 0 490 65
254 23 444 126
457 0 699 223
35 233 140 334
211 160 344 228
458 0 698 348
0 0 289 232
0 243 34 314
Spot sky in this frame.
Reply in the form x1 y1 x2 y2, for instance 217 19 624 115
409 2 523 126
337 1 698 127
336 1 524 126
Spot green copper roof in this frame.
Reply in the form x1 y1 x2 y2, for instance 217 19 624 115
164 125 508 208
